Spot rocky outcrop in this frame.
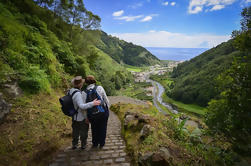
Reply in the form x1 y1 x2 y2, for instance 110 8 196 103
0 93 11 122
124 114 135 128
123 111 154 130
140 124 154 140
3 82 22 98
139 147 172 166
189 128 202 145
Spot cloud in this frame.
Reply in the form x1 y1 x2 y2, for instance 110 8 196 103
188 0 236 14
112 10 124 17
141 16 153 22
111 31 230 48
140 14 158 22
240 0 251 7
198 41 210 48
129 2 143 9
171 2 176 6
190 6 203 14
162 2 169 6
210 5 225 11
115 15 144 22
140 16 153 22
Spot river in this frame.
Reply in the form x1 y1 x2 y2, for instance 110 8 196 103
147 77 199 128
147 79 178 114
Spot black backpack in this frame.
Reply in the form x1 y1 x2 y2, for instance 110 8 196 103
59 89 80 117
86 86 107 120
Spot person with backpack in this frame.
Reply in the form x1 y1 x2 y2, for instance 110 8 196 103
85 75 110 149
69 76 101 150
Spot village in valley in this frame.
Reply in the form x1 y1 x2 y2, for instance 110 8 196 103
130 61 183 97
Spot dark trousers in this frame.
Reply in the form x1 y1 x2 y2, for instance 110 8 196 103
72 120 89 147
90 115 108 147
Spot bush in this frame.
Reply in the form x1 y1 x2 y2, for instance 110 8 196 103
19 65 51 93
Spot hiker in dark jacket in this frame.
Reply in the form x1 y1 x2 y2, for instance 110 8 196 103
84 75 110 148
70 76 101 149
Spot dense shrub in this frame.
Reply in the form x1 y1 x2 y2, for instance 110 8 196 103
19 66 51 93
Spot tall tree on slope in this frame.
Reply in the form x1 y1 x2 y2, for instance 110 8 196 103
206 6 251 153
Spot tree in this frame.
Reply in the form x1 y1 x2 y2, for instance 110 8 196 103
206 6 251 152
33 0 101 41
62 0 100 40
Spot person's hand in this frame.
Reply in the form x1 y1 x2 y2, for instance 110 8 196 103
93 99 101 106
85 118 89 124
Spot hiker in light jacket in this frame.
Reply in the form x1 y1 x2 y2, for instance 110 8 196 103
84 75 110 149
70 76 101 150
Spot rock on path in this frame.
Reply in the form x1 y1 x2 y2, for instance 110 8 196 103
49 111 131 166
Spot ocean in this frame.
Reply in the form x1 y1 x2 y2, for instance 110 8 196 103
146 47 208 61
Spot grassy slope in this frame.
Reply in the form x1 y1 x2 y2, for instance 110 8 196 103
97 31 160 66
0 91 72 166
124 64 149 72
125 67 142 72
116 82 153 101
90 46 126 76
163 94 206 115
0 2 129 165
111 103 233 166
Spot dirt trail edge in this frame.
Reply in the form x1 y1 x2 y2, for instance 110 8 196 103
49 96 146 166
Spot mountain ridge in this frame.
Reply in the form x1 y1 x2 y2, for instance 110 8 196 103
169 39 242 106
97 31 160 66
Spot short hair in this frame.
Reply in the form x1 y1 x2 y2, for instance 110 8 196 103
85 75 96 85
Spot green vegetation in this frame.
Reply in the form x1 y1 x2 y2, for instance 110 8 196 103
150 73 206 116
111 103 237 166
150 73 174 96
0 91 72 166
125 65 143 72
170 40 242 106
149 7 251 160
97 31 160 66
206 6 251 155
0 0 159 96
162 93 206 116
0 0 157 164
117 82 153 101
152 6 251 161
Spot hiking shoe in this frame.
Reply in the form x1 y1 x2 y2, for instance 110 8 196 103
91 145 98 149
72 146 77 150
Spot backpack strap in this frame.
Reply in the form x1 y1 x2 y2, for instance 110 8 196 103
93 85 102 101
71 89 81 120
71 89 81 97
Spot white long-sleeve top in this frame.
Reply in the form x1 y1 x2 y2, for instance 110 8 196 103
69 88 94 121
85 84 110 108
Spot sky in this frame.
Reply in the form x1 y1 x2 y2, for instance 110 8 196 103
84 0 251 48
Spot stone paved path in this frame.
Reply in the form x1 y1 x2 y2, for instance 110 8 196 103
49 111 131 166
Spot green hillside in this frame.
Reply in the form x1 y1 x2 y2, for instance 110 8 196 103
170 40 243 106
97 31 160 66
0 0 153 96
0 0 133 164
